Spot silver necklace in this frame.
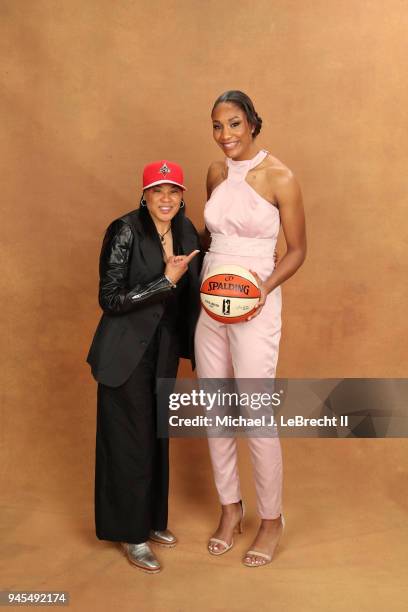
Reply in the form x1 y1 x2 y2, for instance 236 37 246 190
158 225 171 245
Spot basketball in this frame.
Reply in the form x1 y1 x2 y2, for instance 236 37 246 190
200 265 261 323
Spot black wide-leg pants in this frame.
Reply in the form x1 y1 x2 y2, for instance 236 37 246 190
94 326 179 544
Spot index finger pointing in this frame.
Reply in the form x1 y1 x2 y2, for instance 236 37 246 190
184 249 200 264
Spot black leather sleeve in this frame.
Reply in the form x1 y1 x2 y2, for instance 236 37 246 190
98 220 174 315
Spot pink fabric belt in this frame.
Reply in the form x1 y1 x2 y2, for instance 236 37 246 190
209 233 276 258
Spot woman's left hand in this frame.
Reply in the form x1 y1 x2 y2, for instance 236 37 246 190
165 251 200 284
246 270 267 321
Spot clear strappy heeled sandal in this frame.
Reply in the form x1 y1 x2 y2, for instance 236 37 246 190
243 513 285 567
208 500 245 556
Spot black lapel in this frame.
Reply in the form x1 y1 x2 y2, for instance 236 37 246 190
126 209 164 278
180 219 195 255
139 232 164 278
140 235 164 277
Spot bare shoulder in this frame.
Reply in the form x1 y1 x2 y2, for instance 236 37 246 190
207 160 225 180
261 152 295 182
207 160 226 195
262 153 301 198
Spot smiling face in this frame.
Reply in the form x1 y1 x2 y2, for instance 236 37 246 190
211 102 256 160
144 183 183 227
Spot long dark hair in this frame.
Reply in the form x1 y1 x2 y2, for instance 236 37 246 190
212 90 262 138
138 196 186 255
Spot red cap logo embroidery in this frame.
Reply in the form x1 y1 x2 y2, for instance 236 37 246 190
159 163 171 176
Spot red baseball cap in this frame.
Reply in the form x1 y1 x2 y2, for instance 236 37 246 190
142 160 187 191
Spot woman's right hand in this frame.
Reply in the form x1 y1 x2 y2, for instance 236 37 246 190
165 250 200 284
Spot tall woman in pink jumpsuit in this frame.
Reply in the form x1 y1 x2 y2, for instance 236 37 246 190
194 91 306 567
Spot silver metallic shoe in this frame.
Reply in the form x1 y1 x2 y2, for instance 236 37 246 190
121 542 161 573
149 529 177 548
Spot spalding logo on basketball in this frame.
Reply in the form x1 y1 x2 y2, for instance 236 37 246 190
200 265 261 323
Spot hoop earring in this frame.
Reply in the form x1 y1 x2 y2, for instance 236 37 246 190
140 196 147 207
180 199 185 208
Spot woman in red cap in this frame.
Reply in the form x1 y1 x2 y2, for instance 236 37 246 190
195 91 306 567
87 160 200 573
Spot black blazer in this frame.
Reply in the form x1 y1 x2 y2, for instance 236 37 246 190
86 209 201 387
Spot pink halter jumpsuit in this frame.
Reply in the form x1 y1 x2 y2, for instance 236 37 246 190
194 149 283 519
